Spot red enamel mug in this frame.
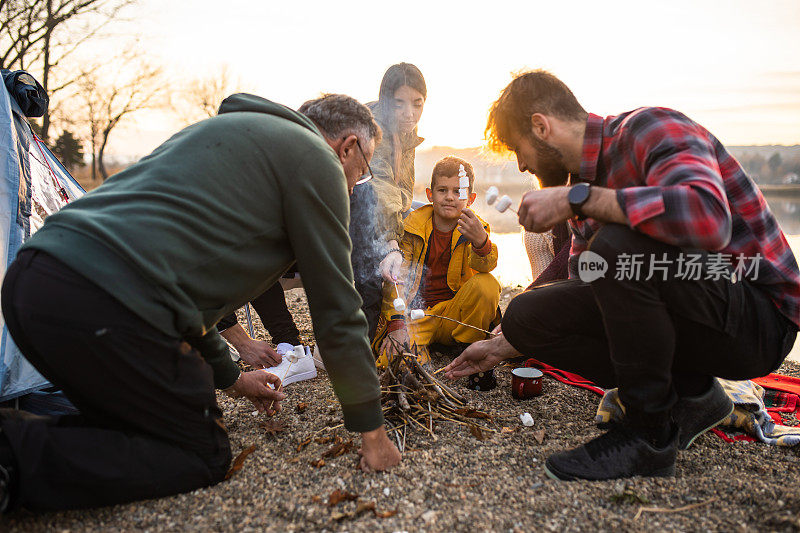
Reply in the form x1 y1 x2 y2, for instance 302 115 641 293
511 367 543 399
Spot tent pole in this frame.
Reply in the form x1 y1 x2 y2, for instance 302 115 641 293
244 303 255 338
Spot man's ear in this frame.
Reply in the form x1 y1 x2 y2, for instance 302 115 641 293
466 191 477 206
338 134 358 163
530 113 550 141
426 188 433 202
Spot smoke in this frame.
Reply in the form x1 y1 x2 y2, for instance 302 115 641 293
349 181 387 286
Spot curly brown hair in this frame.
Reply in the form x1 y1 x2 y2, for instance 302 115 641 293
486 70 587 154
431 156 475 191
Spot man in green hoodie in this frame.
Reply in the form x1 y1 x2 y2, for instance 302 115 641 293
0 93 400 512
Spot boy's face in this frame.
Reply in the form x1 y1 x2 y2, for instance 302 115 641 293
426 174 477 221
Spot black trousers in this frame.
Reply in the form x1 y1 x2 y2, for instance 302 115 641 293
216 279 301 345
0 250 231 511
502 224 797 428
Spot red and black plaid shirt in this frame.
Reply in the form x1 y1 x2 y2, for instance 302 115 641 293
569 107 800 328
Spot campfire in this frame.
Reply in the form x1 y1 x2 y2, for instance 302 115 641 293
380 338 496 451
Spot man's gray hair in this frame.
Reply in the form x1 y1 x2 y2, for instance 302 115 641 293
298 94 382 145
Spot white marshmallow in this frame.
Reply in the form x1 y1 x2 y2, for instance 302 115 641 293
458 188 469 200
495 195 513 213
409 309 425 320
520 412 534 427
485 186 499 205
288 345 304 363
458 164 466 177
459 176 470 188
393 298 406 312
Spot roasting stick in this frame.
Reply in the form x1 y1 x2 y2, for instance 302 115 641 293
264 347 301 414
408 309 498 337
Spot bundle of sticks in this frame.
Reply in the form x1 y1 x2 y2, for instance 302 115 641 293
380 338 496 452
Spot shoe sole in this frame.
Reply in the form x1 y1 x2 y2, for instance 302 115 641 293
543 461 675 482
281 368 317 387
680 402 734 450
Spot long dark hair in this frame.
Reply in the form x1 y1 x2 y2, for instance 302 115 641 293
375 62 427 131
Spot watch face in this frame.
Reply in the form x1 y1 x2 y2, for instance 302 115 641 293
569 183 590 205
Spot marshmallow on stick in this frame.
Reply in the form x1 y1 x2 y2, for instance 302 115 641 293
485 186 499 205
458 164 469 200
494 194 517 214
409 309 425 320
393 298 406 312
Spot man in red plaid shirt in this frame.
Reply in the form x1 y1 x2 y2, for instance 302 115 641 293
444 70 800 481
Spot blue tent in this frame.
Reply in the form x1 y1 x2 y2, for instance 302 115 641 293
0 70 84 403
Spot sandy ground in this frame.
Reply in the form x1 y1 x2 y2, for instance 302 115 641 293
5 287 800 532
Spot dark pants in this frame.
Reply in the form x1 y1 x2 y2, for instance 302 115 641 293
1 250 231 511
217 279 301 345
502 224 797 428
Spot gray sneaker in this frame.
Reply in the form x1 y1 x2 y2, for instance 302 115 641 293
673 379 734 450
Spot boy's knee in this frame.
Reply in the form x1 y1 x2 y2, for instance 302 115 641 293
467 273 501 303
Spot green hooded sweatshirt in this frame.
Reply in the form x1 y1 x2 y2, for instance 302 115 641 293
22 94 383 432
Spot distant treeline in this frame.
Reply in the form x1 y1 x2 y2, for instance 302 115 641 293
413 145 800 192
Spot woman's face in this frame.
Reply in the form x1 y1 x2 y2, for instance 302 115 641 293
392 85 425 134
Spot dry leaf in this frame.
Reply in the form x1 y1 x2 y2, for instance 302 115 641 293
311 495 322 504
455 408 493 420
310 458 325 468
296 437 312 452
296 402 309 413
316 434 337 445
322 439 355 458
469 425 487 441
533 429 546 444
224 444 256 480
501 426 518 434
328 489 359 506
374 508 399 518
355 500 376 515
260 419 287 435
330 511 348 521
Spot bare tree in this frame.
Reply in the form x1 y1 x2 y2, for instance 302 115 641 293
175 64 249 125
79 50 164 180
0 0 135 139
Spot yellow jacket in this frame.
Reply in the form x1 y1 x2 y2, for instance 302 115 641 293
380 204 498 322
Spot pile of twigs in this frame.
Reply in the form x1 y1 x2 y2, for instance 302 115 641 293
380 339 496 451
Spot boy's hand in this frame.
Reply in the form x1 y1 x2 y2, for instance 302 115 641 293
458 208 489 248
380 326 409 356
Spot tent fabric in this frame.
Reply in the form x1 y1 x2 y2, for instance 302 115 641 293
0 70 84 401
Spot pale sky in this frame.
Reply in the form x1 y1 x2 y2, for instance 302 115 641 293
107 0 800 158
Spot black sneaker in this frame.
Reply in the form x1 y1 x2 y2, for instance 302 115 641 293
673 379 733 450
544 423 677 481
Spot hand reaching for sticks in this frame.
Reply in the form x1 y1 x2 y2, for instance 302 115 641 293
224 370 286 416
358 427 402 472
443 333 521 380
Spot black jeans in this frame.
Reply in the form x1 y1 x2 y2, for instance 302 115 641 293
502 224 797 428
217 279 301 345
1 250 231 511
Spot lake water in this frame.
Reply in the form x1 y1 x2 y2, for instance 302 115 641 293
490 195 800 363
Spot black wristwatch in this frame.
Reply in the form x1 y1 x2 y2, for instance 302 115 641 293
568 182 591 220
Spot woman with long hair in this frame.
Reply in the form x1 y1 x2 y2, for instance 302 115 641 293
368 62 427 283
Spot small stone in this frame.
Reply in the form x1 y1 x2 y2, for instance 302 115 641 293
383 487 391 497
421 510 437 524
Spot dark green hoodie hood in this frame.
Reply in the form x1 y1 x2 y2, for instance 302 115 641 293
218 93 322 138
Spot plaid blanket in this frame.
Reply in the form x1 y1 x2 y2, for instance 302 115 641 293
595 378 800 447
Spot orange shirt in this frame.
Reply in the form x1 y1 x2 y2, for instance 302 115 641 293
421 227 456 307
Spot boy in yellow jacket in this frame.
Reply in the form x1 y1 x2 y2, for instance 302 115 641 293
373 156 501 365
